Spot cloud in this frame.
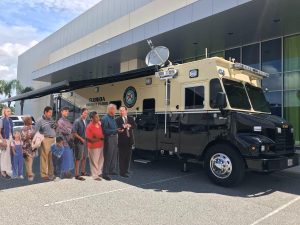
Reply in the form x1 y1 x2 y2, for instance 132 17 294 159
4 0 100 13
0 22 44 80
0 0 100 81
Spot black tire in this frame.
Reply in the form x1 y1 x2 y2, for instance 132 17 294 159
204 144 245 187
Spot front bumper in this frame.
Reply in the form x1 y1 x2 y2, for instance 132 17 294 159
245 153 300 172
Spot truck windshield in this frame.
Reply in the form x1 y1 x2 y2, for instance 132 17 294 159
245 83 271 113
223 79 251 110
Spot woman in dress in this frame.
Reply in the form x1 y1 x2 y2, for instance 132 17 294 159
86 111 105 181
21 116 36 181
0 106 13 179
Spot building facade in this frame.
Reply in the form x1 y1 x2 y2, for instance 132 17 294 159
15 0 300 144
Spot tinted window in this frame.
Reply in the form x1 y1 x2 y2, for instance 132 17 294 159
210 79 223 108
245 83 270 113
185 86 204 109
261 38 282 73
223 79 251 110
143 98 155 113
225 48 241 63
265 91 282 117
242 44 260 69
109 101 122 110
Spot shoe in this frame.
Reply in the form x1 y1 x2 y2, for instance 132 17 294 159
120 174 129 178
75 176 85 181
19 175 24 179
28 175 34 182
102 176 111 181
109 172 118 176
94 177 101 181
49 175 55 181
54 177 61 182
81 172 90 176
65 172 73 179
11 176 17 179
43 177 50 182
98 174 103 178
5 174 11 179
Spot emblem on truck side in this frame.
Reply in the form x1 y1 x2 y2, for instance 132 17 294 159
123 86 137 108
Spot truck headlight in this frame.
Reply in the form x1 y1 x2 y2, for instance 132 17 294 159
277 127 282 134
291 128 294 133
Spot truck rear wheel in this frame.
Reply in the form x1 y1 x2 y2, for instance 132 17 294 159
204 144 245 187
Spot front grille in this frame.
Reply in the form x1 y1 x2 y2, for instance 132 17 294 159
274 128 294 152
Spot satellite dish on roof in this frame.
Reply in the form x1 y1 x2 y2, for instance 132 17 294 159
145 40 170 67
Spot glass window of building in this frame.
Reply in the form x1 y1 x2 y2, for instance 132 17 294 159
284 34 300 72
185 86 204 109
225 48 241 63
242 43 260 69
261 38 282 73
261 39 282 91
264 91 282 117
283 34 300 145
210 51 225 58
284 90 300 145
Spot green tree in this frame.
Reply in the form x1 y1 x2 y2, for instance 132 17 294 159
19 86 34 115
0 80 23 107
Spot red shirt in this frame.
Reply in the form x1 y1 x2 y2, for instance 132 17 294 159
85 122 104 149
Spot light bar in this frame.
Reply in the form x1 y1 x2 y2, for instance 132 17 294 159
232 63 269 78
156 69 178 80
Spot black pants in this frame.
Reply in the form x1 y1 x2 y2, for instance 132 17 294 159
118 145 132 175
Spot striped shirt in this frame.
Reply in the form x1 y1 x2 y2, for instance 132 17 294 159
35 115 56 137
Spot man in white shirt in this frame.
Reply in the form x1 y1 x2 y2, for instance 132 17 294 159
115 106 136 177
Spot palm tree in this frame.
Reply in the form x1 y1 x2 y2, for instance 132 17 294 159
19 86 34 115
0 79 23 107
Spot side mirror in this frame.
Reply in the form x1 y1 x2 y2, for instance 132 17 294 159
216 92 227 109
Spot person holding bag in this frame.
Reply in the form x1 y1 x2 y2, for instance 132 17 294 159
21 116 36 181
0 106 13 179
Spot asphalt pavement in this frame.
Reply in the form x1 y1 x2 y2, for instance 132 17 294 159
0 156 299 225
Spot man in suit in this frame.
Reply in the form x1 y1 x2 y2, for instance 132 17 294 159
116 106 136 178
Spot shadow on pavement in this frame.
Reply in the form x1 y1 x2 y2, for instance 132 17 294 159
114 158 300 199
1 156 299 200
0 157 90 191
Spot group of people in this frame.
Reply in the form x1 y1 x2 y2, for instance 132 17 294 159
0 103 135 182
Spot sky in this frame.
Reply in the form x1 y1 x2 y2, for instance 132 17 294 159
0 0 101 81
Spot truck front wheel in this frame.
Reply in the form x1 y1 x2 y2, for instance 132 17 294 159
204 144 245 187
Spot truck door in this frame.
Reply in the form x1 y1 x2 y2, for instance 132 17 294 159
179 83 209 156
134 98 157 151
157 112 180 153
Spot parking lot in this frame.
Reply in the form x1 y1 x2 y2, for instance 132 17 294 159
0 157 299 225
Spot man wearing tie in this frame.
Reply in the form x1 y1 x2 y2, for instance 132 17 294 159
116 106 136 177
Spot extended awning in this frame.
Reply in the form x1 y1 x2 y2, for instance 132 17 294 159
0 66 156 103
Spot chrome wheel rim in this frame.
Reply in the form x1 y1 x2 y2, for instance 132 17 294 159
210 153 232 179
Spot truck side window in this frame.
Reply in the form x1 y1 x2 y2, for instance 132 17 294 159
185 86 204 109
109 100 122 109
210 79 223 108
143 98 155 114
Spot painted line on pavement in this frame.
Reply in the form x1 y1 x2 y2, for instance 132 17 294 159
44 173 197 207
250 196 300 225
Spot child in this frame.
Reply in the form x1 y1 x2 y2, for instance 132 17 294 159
11 131 24 179
51 136 65 179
